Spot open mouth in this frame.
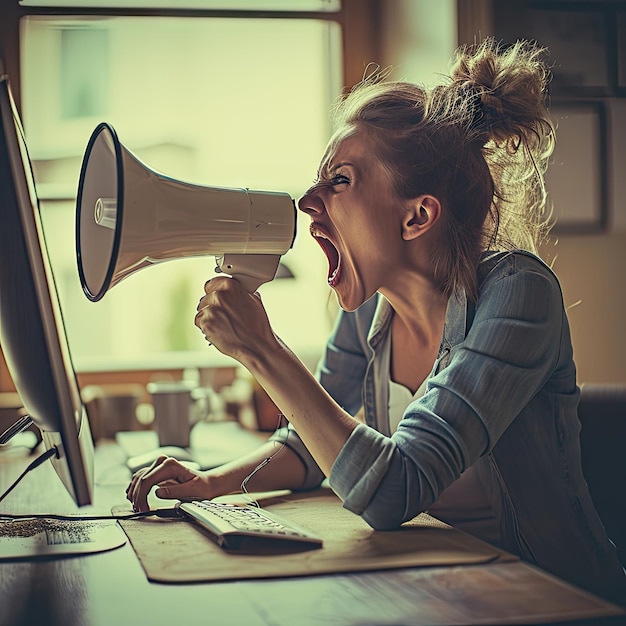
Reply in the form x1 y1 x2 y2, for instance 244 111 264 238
310 225 341 287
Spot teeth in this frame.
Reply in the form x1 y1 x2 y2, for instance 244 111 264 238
310 225 327 239
310 223 339 286
328 267 338 285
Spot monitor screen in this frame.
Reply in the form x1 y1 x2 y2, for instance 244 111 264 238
0 76 94 506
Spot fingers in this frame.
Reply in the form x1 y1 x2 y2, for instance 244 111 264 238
194 304 213 342
125 454 167 501
194 277 241 342
194 276 270 356
201 275 234 299
154 479 208 502
195 277 235 340
125 456 198 513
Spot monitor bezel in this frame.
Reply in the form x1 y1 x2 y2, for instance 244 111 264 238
0 75 94 507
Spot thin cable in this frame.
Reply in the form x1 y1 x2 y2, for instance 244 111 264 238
240 413 287 508
0 446 58 505
0 508 181 522
0 446 182 521
0 414 34 445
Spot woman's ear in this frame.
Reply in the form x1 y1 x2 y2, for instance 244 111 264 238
402 195 441 240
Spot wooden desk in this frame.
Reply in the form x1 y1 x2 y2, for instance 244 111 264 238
0 434 625 626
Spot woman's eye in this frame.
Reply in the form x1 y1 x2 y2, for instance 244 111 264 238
332 174 349 186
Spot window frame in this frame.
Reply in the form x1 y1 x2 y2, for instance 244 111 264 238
0 1 382 113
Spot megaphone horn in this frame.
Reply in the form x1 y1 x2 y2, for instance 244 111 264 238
76 122 296 301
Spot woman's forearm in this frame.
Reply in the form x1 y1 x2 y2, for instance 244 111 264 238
241 341 359 478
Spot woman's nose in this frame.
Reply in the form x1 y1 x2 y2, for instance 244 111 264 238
297 185 324 215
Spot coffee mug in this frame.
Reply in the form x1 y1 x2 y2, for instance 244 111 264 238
147 380 198 448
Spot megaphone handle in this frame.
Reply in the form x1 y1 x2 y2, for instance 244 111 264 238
216 254 282 293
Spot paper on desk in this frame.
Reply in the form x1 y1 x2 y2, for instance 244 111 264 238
0 519 126 560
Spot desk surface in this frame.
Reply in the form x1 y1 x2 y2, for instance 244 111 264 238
0 428 625 626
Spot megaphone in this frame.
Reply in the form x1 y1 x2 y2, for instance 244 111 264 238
76 122 296 301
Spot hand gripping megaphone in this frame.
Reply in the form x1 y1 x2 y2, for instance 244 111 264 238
75 123 296 301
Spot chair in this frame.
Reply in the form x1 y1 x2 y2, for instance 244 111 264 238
578 383 626 567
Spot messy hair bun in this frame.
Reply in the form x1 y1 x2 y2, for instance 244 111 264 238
451 38 552 147
449 38 555 253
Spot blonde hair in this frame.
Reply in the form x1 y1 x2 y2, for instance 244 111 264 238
331 38 555 300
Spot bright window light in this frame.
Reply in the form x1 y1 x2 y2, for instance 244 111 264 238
21 16 342 372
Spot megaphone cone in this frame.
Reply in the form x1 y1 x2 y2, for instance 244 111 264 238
76 123 296 301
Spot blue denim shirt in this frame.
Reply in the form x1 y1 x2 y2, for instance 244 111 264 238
273 250 626 605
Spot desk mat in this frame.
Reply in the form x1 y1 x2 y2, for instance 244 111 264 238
116 489 513 584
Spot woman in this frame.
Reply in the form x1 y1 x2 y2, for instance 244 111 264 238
127 38 626 604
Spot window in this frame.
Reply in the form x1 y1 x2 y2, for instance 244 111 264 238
16 10 344 373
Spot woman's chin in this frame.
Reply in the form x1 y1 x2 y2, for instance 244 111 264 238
333 281 366 312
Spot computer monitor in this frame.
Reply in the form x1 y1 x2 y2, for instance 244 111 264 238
0 76 94 506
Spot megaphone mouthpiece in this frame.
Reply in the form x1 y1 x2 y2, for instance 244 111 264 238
76 123 296 301
94 197 117 229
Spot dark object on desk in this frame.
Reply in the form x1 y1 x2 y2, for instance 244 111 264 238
82 383 147 441
148 379 198 449
0 394 43 450
578 383 626 567
177 499 323 554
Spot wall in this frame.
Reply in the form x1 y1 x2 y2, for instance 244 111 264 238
497 5 626 385
379 0 457 86
546 95 626 383
542 233 626 384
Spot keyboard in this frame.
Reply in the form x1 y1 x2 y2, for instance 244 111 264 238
177 500 323 552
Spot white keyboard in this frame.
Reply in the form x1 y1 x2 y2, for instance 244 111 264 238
177 500 323 552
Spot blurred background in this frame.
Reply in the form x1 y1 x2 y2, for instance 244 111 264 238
0 0 624 410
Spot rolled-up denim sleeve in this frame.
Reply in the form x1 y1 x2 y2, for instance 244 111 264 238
329 256 564 530
268 425 325 489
